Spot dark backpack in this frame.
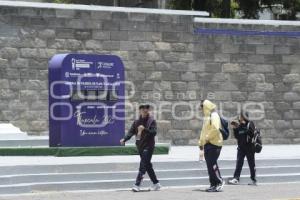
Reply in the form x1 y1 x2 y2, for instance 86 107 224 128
252 128 262 153
247 123 263 153
210 112 230 140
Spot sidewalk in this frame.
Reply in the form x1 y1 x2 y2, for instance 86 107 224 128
1 183 299 200
0 145 299 166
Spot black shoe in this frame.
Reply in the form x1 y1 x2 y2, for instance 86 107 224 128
205 186 217 192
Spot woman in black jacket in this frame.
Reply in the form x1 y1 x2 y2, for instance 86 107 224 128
228 111 257 186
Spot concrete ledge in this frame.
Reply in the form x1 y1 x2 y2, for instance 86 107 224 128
0 0 209 16
0 144 170 157
194 17 300 26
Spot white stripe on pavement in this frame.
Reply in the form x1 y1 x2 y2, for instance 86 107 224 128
1 165 300 178
0 173 300 188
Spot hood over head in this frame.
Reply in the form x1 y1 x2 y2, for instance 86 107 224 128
202 100 217 116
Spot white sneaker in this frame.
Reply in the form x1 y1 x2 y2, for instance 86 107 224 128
248 180 257 186
150 183 161 191
216 180 225 192
132 184 140 192
228 178 239 185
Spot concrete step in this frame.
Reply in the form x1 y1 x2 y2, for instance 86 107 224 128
0 137 48 147
0 159 299 176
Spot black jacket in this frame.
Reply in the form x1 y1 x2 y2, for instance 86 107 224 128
123 115 157 151
233 121 255 148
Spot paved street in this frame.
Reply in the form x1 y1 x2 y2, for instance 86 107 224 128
0 145 299 196
0 183 300 200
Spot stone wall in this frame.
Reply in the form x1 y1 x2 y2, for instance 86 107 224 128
0 2 300 144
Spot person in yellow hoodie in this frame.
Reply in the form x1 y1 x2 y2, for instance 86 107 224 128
199 100 225 192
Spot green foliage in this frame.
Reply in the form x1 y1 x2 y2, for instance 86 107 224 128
261 0 300 20
168 0 193 10
50 0 109 4
235 0 260 19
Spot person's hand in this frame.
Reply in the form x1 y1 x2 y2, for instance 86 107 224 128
120 139 125 145
240 120 246 125
231 121 238 128
138 125 145 133
199 150 205 161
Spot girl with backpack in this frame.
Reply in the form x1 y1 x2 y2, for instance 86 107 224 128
228 111 257 186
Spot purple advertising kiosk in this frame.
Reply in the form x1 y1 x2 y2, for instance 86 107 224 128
49 54 125 147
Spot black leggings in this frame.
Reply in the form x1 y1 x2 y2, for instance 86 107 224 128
204 146 223 187
234 147 256 181
135 148 159 186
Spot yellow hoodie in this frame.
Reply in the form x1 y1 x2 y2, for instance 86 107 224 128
199 100 223 148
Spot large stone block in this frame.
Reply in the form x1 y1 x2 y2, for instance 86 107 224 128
167 129 194 140
171 82 187 91
146 51 160 61
162 71 180 81
20 90 39 101
248 92 266 101
102 41 120 50
275 120 291 129
155 62 171 71
246 64 274 73
102 20 119 31
275 102 291 111
293 102 300 110
147 71 162 80
214 54 230 62
155 42 171 50
231 92 247 101
110 31 128 41
91 11 112 20
256 45 273 55
222 63 241 73
275 64 291 74
188 63 205 72
145 32 162 42
205 63 221 73
292 83 300 92
247 73 265 82
85 40 102 50
92 31 110 40
128 31 146 41
38 29 55 39
162 32 180 42
181 72 196 81
274 46 290 54
0 89 18 99
292 120 300 128
255 83 274 92
120 41 138 51
0 47 18 59
137 42 154 51
284 92 300 101
0 58 8 68
56 9 75 18
283 74 300 83
162 52 180 62
282 55 300 64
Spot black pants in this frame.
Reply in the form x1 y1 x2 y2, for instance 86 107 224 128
135 148 159 186
204 145 223 187
233 146 256 181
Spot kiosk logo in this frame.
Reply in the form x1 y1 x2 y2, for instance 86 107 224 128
97 61 114 69
71 58 93 70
